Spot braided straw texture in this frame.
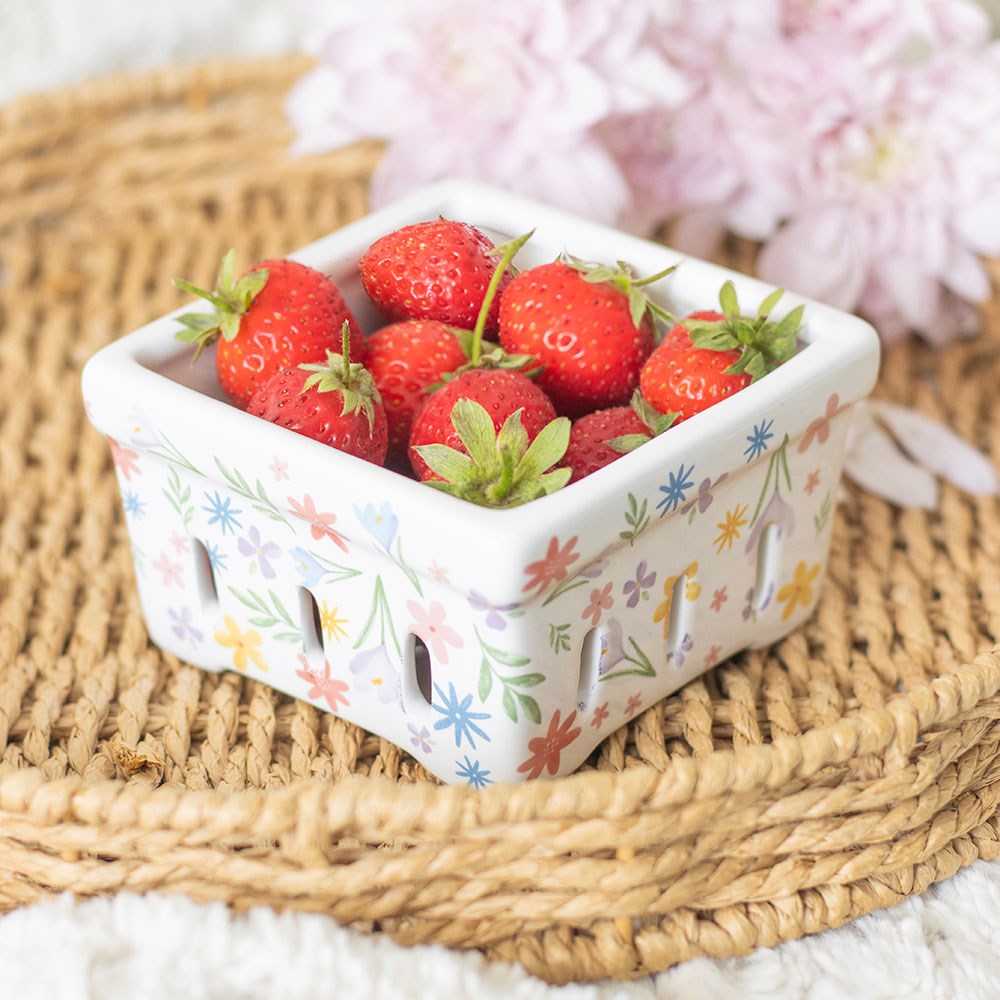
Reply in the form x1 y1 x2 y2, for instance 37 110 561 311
2 57 1000 985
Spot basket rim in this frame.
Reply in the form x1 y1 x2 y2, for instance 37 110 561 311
2 646 997 835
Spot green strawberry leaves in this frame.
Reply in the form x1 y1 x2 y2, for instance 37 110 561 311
415 399 571 508
298 322 382 432
608 390 679 454
683 280 804 382
449 329 541 378
173 249 269 356
560 254 678 329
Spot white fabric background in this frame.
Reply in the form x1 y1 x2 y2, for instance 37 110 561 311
3 2 1000 997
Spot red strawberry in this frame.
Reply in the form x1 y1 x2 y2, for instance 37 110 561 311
174 251 363 409
560 393 676 484
359 219 513 333
497 256 672 418
640 282 803 423
408 367 559 484
365 319 469 454
246 325 387 465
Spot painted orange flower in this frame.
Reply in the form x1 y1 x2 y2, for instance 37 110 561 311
777 561 821 621
582 582 614 626
288 494 348 551
798 393 847 453
108 437 141 480
295 655 349 711
521 535 579 594
517 709 582 780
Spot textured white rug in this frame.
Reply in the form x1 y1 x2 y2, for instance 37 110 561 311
3 860 1000 1000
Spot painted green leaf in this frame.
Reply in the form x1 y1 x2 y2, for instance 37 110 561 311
478 658 493 701
517 692 542 725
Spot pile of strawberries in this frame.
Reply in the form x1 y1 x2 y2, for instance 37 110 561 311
174 220 803 508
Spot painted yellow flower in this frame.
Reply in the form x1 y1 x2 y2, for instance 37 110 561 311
652 573 679 638
319 601 348 643
777 561 821 621
214 615 268 672
714 503 749 554
684 561 701 601
652 562 700 637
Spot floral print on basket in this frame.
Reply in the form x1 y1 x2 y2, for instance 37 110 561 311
98 390 849 786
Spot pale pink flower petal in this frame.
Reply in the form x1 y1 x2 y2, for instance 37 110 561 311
757 208 871 311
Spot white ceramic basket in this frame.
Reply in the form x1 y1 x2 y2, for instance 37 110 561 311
81 179 880 786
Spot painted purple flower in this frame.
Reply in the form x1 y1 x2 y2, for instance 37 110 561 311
745 490 796 563
238 526 280 578
622 560 656 608
408 723 432 753
680 473 728 519
468 590 519 630
668 632 694 667
743 583 776 622
349 644 402 706
597 618 628 676
168 606 203 643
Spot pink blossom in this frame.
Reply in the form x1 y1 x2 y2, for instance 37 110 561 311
615 0 1000 343
757 45 1000 343
286 0 690 224
286 0 1000 345
153 553 184 588
287 494 349 551
407 599 464 665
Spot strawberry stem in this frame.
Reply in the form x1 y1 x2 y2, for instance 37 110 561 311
469 230 533 366
339 320 351 382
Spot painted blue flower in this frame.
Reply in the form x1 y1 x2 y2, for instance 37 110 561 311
432 682 491 750
204 542 228 573
455 756 493 788
656 463 695 516
123 490 146 519
202 491 242 535
744 418 775 462
354 501 398 551
290 546 326 587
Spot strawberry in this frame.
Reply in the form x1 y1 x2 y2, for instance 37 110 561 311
640 282 803 423
246 325 388 465
174 250 363 409
365 319 469 455
560 392 677 484
497 256 673 418
412 396 570 508
408 367 560 486
359 219 514 334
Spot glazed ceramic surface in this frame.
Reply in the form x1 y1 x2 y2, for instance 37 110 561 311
81 180 881 785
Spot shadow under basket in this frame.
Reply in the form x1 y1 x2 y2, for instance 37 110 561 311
2 55 1000 985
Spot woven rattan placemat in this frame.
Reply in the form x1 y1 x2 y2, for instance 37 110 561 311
2 58 1000 985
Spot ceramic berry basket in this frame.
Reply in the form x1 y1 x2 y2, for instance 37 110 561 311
81 179 880 786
